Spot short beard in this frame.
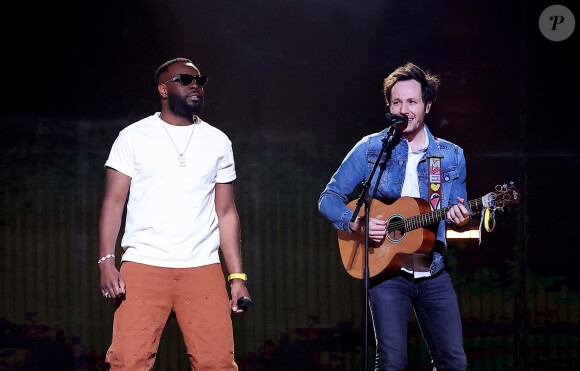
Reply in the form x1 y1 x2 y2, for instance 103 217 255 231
167 92 203 118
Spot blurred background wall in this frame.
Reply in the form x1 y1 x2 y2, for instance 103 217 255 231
0 0 578 369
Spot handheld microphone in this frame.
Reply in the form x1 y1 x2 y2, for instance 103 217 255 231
385 113 408 125
237 296 252 311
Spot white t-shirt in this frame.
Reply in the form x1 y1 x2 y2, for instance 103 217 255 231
401 127 429 198
400 127 430 278
105 113 236 268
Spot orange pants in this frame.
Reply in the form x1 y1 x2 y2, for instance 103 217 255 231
106 262 237 370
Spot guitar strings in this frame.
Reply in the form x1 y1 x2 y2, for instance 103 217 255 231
384 188 514 234
386 198 484 233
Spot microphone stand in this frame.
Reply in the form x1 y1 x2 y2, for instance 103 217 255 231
350 125 398 371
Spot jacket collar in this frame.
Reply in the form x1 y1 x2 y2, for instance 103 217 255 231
424 125 443 158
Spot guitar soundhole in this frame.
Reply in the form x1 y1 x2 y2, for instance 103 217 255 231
386 216 405 242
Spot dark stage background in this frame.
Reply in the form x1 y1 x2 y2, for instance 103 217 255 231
1 0 578 370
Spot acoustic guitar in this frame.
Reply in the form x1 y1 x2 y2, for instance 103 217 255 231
337 183 521 279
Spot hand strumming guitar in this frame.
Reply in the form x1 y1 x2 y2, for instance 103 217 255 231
349 216 388 244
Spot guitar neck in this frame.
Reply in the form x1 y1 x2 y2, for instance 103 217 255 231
403 197 485 232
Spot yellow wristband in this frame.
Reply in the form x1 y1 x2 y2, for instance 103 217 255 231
228 273 247 282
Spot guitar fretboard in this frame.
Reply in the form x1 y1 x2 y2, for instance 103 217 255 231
387 197 487 233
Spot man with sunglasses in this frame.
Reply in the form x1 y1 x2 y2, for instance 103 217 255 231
319 63 469 370
98 58 249 370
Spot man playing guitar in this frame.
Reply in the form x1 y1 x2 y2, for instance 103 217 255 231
319 62 470 370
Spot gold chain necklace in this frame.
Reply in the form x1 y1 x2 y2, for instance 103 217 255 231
160 116 197 167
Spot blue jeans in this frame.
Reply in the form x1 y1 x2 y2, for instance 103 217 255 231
369 271 467 370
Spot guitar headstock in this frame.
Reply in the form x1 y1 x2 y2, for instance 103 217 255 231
486 182 521 211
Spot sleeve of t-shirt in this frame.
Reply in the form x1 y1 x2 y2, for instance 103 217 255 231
216 139 236 183
104 131 134 178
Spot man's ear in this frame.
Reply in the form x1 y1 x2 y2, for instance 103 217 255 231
425 101 432 114
158 83 167 99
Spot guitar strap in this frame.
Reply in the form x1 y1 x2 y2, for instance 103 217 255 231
427 157 443 211
401 156 442 274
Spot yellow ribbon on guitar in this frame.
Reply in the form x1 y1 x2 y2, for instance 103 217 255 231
483 207 495 232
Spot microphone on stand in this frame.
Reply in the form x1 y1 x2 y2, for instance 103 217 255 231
385 113 408 125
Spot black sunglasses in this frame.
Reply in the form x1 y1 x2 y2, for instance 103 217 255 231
165 74 208 87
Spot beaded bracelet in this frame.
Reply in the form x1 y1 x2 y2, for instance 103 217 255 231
97 253 115 265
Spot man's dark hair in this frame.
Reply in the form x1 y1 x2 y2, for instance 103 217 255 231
155 58 193 84
383 62 440 107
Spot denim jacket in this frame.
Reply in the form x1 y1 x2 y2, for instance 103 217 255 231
318 125 467 275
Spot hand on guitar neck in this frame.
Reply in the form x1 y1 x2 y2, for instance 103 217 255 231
446 197 471 230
